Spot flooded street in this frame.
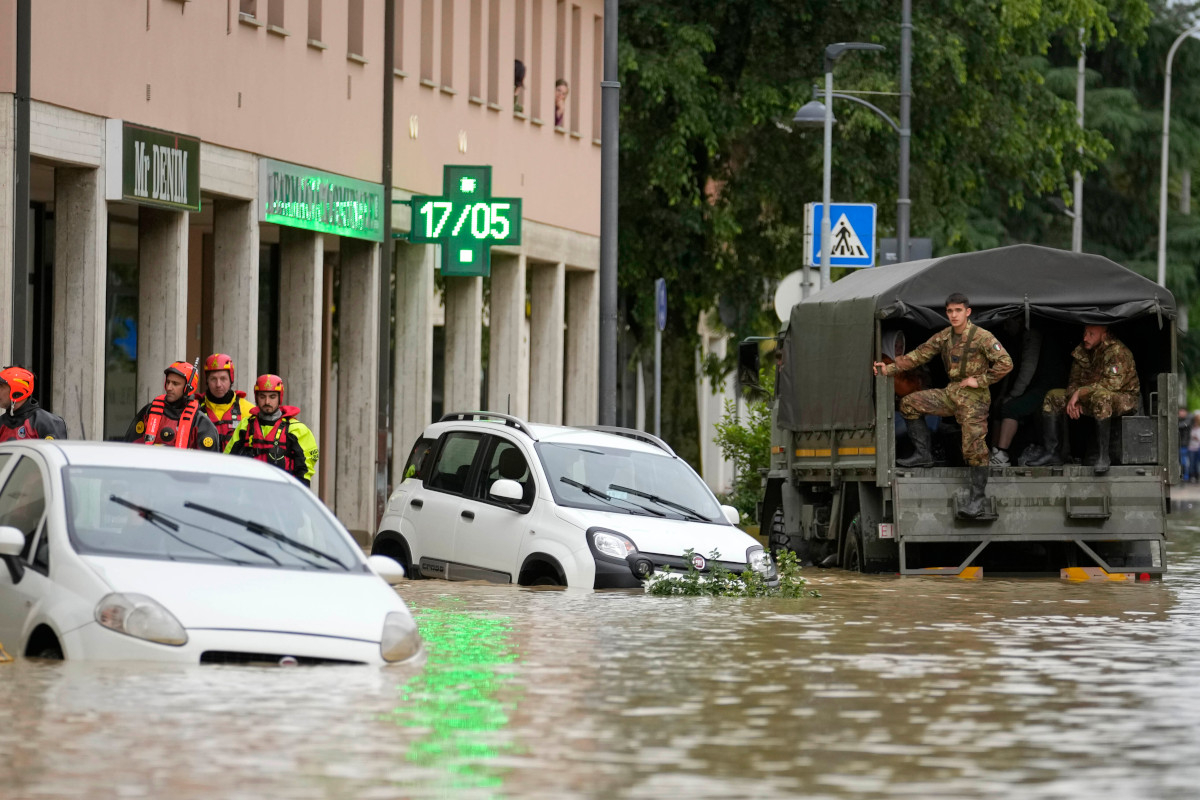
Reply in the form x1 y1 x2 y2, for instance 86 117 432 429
5 521 1200 799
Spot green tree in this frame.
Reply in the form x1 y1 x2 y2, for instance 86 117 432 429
619 0 1151 468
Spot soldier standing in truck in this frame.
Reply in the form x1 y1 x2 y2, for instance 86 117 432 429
872 293 1013 517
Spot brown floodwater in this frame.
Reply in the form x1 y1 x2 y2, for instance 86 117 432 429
4 519 1200 799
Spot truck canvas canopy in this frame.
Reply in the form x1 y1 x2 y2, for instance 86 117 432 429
778 244 1177 433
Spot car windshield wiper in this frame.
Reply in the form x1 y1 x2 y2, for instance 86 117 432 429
183 501 348 571
607 484 709 522
559 477 664 516
109 495 263 565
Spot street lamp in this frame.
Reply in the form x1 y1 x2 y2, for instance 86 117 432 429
1157 23 1200 288
816 43 884 294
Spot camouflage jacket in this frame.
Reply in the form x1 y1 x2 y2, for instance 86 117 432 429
1067 337 1139 399
885 322 1013 389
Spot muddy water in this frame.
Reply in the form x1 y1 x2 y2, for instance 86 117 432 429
4 525 1200 799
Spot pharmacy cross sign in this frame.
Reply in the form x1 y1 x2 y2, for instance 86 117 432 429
402 165 523 277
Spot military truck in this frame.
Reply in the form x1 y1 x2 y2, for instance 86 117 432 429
751 245 1179 576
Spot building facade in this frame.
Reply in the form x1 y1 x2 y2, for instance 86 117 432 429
0 0 603 538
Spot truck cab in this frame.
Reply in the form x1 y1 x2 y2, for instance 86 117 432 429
757 245 1178 577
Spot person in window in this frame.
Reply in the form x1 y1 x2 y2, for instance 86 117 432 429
554 79 569 127
126 361 221 451
514 59 526 112
225 374 320 487
0 366 67 441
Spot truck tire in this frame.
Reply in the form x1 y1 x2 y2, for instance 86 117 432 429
768 508 788 556
842 515 863 573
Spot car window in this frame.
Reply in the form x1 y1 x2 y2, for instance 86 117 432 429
402 437 437 482
427 433 483 496
0 456 47 559
63 466 365 572
32 525 49 572
475 438 533 511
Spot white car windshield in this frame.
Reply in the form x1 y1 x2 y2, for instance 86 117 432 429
535 442 724 522
63 466 364 572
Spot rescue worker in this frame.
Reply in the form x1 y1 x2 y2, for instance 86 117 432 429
1029 324 1139 474
225 374 319 486
0 366 67 441
201 353 255 451
125 361 221 451
872 293 1013 518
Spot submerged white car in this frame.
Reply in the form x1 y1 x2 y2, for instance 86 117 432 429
371 413 776 589
0 441 421 666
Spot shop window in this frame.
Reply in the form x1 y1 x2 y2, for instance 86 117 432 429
104 217 138 441
267 0 284 29
570 4 580 134
440 0 454 89
308 0 322 43
257 243 280 376
469 0 482 100
240 0 257 19
393 0 405 73
487 0 500 106
420 0 434 83
530 0 542 120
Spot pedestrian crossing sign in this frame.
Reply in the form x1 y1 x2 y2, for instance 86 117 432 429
804 202 877 268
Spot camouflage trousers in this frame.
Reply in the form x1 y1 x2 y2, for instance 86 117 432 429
1041 388 1138 421
899 385 990 467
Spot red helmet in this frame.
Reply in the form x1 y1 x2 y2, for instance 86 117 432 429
0 367 34 404
164 361 199 395
253 374 284 398
204 353 236 384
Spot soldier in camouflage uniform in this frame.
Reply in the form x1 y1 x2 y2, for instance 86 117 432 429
873 293 1012 518
1029 324 1138 473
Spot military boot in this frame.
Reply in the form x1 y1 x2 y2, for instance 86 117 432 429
1028 413 1064 466
1094 416 1112 475
958 465 991 518
897 417 934 467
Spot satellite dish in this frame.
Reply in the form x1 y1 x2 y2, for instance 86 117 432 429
774 270 822 322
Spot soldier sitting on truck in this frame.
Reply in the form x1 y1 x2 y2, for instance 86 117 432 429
1028 324 1139 474
872 293 1013 518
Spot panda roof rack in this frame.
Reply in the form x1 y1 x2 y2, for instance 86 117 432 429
579 426 676 457
438 411 536 440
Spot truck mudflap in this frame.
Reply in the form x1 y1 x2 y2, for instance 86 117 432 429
892 468 1167 577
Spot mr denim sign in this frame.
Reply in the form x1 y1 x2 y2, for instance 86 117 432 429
105 120 201 212
402 165 523 277
804 202 877 268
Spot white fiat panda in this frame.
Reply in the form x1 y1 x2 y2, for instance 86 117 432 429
372 413 776 589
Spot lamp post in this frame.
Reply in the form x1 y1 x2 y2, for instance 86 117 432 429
816 43 884 293
1157 23 1200 288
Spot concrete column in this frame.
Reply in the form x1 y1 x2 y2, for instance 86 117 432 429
0 96 13 366
336 239 380 541
393 242 434 478
52 167 106 440
443 276 483 414
212 198 259 389
136 208 189 407
487 253 529 417
565 269 598 426
528 261 565 424
278 228 323 487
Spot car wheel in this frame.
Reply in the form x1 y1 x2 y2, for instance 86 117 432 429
842 515 863 573
373 535 416 579
25 627 63 660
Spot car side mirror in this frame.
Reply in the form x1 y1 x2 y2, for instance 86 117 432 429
367 554 406 584
490 479 524 505
721 505 740 526
0 526 25 583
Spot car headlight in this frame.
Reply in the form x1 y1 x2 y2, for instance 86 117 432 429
94 593 188 646
587 528 638 561
380 611 423 663
747 546 776 579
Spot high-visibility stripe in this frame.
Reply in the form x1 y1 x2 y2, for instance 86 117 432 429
837 446 876 455
795 448 832 457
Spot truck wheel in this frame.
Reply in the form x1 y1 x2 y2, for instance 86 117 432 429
842 515 863 573
768 508 788 556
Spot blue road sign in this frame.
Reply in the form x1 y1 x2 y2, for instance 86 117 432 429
805 202 877 268
655 278 667 331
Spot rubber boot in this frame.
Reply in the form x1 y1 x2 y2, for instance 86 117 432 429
897 416 934 467
959 465 990 518
1094 416 1112 475
1028 413 1064 466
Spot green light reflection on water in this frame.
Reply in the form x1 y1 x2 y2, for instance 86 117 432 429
381 601 522 794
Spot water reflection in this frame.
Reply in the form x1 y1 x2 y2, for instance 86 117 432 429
1 530 1200 798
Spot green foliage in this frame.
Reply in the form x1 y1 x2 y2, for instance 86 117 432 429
645 548 818 598
712 365 774 520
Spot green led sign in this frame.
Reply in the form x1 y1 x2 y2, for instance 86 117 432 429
258 158 384 242
403 165 522 277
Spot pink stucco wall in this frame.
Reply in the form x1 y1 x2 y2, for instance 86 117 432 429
21 0 601 236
